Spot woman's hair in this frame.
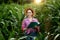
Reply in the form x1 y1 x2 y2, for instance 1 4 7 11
24 8 35 17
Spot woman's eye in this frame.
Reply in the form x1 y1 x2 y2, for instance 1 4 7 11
27 12 32 13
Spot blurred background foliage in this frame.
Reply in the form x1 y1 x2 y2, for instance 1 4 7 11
0 0 60 40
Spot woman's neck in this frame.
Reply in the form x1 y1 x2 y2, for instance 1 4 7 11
27 16 33 22
28 16 33 18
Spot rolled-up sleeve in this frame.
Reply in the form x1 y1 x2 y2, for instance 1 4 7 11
21 19 26 31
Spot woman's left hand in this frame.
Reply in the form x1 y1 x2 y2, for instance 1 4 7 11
34 26 40 32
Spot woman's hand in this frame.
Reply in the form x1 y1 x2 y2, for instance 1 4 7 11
35 26 40 32
23 28 27 31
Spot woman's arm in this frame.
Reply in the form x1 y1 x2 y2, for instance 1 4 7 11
21 19 27 31
35 18 40 32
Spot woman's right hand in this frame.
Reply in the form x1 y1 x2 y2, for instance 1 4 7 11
23 28 27 31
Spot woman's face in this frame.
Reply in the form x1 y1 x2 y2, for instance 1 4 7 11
27 10 33 17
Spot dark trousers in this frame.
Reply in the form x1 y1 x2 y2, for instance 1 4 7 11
25 32 37 40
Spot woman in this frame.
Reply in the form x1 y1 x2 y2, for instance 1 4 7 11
21 8 40 40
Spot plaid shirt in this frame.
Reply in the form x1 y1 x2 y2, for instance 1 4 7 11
22 18 39 34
